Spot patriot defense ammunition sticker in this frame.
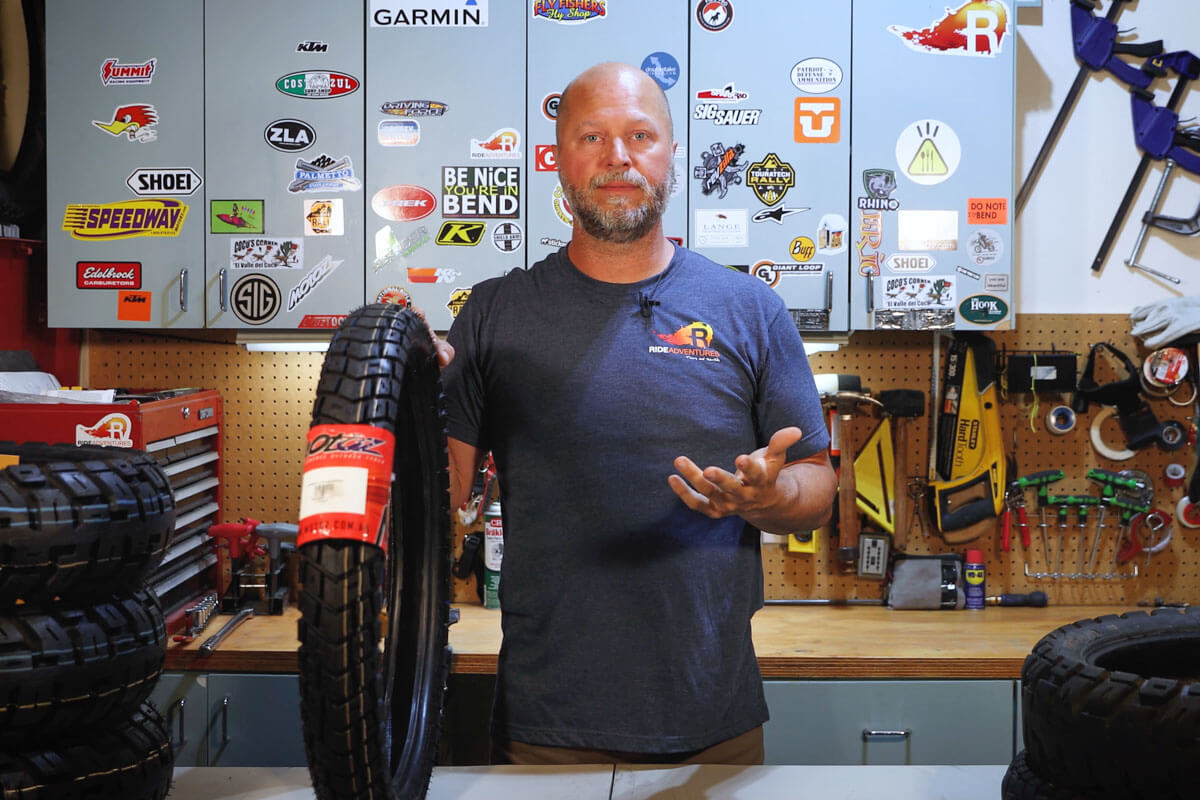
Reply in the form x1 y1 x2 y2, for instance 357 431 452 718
967 229 1003 266
378 119 420 146
370 0 490 26
789 237 815 262
883 277 954 308
493 221 522 252
275 71 360 98
304 199 343 235
408 267 461 284
984 273 1009 291
959 294 1009 324
753 260 823 288
693 103 761 126
298 424 396 549
694 142 747 199
373 185 436 222
790 58 842 94
100 58 156 86
694 209 747 248
288 154 362 193
746 153 794 205
794 97 840 143
436 220 486 246
376 286 412 307
816 214 847 254
896 120 961 186
78 261 140 289
297 40 328 52
231 237 303 270
857 210 884 277
126 168 202 197
649 321 720 363
299 315 348 329
470 128 521 159
443 165 520 218
696 83 747 102
967 197 1008 224
696 0 732 31
63 199 186 240
753 205 808 225
288 255 344 312
447 288 472 317
898 209 958 251
265 119 316 152
957 265 982 280
210 201 264 234
542 93 560 120
117 291 151 322
888 253 936 272
231 274 281 324
859 169 900 211
93 103 158 142
641 52 680 90
76 412 133 448
889 1 1010 57
532 0 607 24
381 100 447 116
535 145 557 171
552 183 573 226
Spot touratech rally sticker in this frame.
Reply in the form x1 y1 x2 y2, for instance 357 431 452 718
62 199 187 240
299 425 395 550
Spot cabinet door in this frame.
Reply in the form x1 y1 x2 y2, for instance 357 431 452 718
763 680 1015 765
206 673 306 767
46 0 205 328
150 671 208 767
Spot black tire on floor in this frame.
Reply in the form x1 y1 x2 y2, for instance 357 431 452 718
0 586 166 747
1022 607 1200 800
1002 750 1095 800
297 304 452 800
0 443 175 604
0 702 174 799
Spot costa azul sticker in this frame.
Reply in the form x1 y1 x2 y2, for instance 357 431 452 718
693 101 760 126
858 169 900 211
288 154 362 193
76 413 134 448
62 199 187 240
959 293 1009 325
696 0 732 31
816 213 847 254
126 168 202 197
789 236 816 262
376 286 412 307
887 253 936 273
210 200 264 234
469 128 521 159
694 208 747 247
896 120 961 186
790 57 843 94
447 287 472 317
92 103 158 142
100 58 156 86
753 259 823 288
889 1 1010 56
265 119 316 152
746 153 795 205
288 255 344 312
117 291 151 322
641 52 680 90
492 221 523 252
77 261 140 289
648 321 721 363
967 228 1003 265
275 71 360 98
230 273 281 325
381 99 447 116
304 199 344 235
696 82 747 103
378 119 420 146
299 425 396 549
230 237 303 269
408 267 461 284
373 184 437 221
552 183 573 226
442 165 520 218
882 276 955 309
532 0 607 24
693 142 747 199
370 0 490 27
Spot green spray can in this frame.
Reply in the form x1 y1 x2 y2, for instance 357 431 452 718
482 501 503 609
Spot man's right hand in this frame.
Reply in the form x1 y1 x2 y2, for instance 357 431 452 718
409 304 455 367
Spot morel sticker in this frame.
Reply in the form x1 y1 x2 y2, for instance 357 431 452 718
958 294 1009 325
276 71 360 99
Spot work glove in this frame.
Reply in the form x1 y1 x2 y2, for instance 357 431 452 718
1130 295 1200 348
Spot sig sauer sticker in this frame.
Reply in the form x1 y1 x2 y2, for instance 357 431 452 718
92 103 158 142
889 1 1010 57
276 71 360 98
288 255 344 312
746 153 794 205
694 142 747 199
532 0 607 24
288 154 362 193
210 200 264 233
63 199 187 240
231 237 303 270
230 274 281 325
959 294 1009 325
883 277 955 309
693 103 761 126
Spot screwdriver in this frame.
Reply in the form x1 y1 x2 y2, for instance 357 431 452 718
985 591 1048 607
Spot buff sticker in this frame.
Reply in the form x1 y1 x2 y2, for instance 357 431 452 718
299 424 396 550
889 1 1010 57
230 237 303 270
882 277 955 309
304 199 344 235
210 200 264 233
75 413 134 448
63 199 187 240
117 291 152 322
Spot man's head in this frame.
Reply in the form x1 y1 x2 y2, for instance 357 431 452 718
554 62 676 244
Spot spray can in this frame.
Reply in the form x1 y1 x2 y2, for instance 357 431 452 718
482 501 503 610
964 549 985 610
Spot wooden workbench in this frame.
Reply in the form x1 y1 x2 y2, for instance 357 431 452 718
165 603 1138 678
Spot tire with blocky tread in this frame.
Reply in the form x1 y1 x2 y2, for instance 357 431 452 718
1022 607 1200 800
1002 750 1095 800
0 442 175 604
0 586 166 747
0 702 173 799
297 304 452 800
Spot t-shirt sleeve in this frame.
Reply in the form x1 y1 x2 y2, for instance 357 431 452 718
442 289 488 449
755 306 830 462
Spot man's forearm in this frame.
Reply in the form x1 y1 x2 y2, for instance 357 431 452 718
741 458 837 534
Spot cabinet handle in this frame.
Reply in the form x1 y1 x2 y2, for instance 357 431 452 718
219 268 228 312
823 269 833 313
221 694 231 743
173 697 187 749
862 728 911 740
865 273 875 314
179 268 188 312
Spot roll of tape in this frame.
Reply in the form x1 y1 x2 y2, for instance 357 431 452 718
1165 463 1187 488
1144 346 1189 388
1046 405 1076 435
1177 496 1200 529
1090 406 1135 460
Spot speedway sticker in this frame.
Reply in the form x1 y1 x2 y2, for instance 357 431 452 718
230 237 303 269
299 424 396 549
63 199 187 240
882 276 955 309
76 413 134 448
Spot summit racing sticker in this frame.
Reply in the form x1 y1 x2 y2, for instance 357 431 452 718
532 0 607 24
75 413 134 448
288 154 362 193
275 71 360 98
299 424 396 549
649 321 721 362
63 199 187 241
100 58 156 86
889 0 1010 56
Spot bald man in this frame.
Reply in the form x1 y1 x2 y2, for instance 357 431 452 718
440 62 836 766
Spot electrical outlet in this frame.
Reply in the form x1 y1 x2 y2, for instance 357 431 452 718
857 532 890 579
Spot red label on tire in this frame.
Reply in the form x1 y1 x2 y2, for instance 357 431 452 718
298 424 394 550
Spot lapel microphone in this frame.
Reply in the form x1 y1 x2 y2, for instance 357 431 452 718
637 292 661 318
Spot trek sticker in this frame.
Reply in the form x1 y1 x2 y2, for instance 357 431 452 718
789 236 816 262
126 168 202 197
288 154 362 193
470 128 521 160
77 261 140 289
265 119 316 152
753 205 808 225
858 169 900 211
370 1 490 27
967 229 1003 266
535 144 557 171
696 83 747 103
888 253 936 273
492 221 522 253
442 166 520 218
299 424 396 550
304 199 343 235
896 120 961 186
376 286 412 307
882 277 955 309
693 142 747 199
381 100 447 116
694 209 747 248
372 185 436 222
696 0 733 32
794 97 840 143
76 413 134 448
377 119 420 146
552 183 574 226
100 58 156 86
693 103 761 126
889 1 1010 57
447 288 472 318
641 52 680 90
790 58 842 94
746 153 795 205
957 265 982 280
436 220 486 246
63 199 187 240
298 314 348 329
532 0 607 24
984 273 1009 291
817 213 847 254
967 197 1008 224
753 260 822 288
408 267 461 284
959 294 1009 325
230 237 303 270
92 103 158 142
117 291 152 322
542 93 560 120
898 209 958 251
857 210 884 277
288 255 344 312
210 201 264 234
275 71 360 98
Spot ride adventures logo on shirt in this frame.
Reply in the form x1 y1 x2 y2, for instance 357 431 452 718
648 321 721 362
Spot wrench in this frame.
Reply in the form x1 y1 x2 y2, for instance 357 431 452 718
198 607 254 656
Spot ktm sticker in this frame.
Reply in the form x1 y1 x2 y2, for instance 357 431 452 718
298 424 395 550
117 290 152 321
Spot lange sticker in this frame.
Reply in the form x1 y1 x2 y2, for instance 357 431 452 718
896 120 961 186
694 208 747 247
76 412 134 448
299 424 396 550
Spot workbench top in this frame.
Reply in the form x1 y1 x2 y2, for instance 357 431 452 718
165 603 1140 677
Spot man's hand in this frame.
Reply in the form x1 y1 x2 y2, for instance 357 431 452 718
409 304 455 367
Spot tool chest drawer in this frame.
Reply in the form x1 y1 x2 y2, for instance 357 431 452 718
763 680 1016 766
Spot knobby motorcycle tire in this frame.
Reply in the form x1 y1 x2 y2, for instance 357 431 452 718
0 586 166 748
0 702 173 800
0 443 175 604
1002 750 1095 800
1022 607 1200 800
297 305 452 800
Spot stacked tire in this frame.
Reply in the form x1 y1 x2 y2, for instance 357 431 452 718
0 442 177 799
1005 608 1200 800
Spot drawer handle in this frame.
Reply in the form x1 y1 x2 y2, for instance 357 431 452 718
862 728 911 741
221 694 232 743
219 268 228 312
173 697 187 749
179 268 188 312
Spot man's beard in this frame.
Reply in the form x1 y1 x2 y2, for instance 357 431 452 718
561 166 676 244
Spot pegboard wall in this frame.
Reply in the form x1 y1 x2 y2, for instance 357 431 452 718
83 313 1200 607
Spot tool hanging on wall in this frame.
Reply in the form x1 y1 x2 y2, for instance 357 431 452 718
207 519 297 615
860 389 925 551
1074 342 1183 459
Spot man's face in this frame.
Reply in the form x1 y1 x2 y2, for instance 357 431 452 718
555 71 676 243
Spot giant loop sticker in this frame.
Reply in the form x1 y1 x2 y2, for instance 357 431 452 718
299 424 396 549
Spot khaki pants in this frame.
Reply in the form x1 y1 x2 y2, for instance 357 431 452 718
494 725 764 766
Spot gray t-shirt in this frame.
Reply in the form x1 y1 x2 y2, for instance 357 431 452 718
443 244 829 752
